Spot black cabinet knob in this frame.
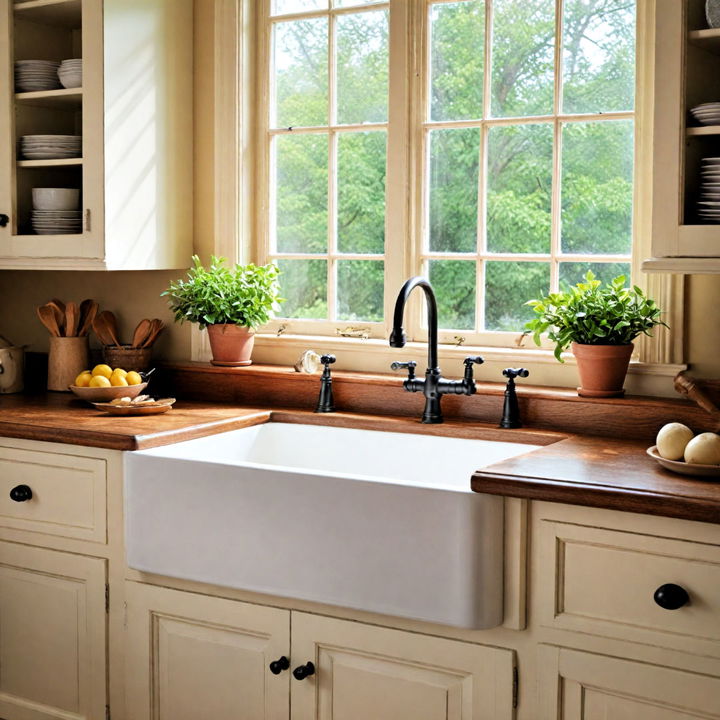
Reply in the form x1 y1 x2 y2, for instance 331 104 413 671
269 656 289 675
0 214 9 228
292 661 315 680
653 583 689 610
9 485 32 502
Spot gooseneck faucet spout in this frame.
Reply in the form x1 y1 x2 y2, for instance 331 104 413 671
389 276 483 424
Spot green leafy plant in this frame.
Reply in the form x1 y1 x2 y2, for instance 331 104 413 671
525 271 667 362
163 256 284 329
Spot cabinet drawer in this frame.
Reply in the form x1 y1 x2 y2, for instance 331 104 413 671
0 446 107 543
536 520 720 657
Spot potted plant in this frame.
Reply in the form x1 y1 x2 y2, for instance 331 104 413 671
163 255 283 366
525 272 667 397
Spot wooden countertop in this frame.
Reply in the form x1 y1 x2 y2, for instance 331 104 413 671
472 435 720 524
0 394 271 451
1 394 718 524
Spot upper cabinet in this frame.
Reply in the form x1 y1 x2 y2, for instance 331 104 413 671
0 0 193 270
644 0 720 273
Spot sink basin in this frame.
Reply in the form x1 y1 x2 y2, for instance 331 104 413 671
125 421 540 628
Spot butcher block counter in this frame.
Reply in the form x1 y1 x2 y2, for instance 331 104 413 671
0 392 719 523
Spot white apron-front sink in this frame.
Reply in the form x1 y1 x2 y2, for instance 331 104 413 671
125 421 540 628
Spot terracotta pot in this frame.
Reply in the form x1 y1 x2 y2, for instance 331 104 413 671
206 324 255 366
572 342 634 398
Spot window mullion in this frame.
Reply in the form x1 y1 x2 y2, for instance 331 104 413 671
550 0 565 293
327 11 337 322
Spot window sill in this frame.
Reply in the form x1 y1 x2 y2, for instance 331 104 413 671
193 328 686 398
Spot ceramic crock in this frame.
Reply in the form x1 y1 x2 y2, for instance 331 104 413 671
0 346 24 394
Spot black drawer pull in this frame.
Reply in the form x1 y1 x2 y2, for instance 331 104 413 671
292 661 315 680
653 583 689 610
269 656 289 675
9 485 32 502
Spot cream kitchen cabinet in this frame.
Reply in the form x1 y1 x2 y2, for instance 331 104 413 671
644 0 720 273
0 540 107 720
538 645 720 719
124 582 291 720
0 0 192 270
124 584 516 720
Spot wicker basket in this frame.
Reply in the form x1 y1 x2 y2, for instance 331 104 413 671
102 345 152 372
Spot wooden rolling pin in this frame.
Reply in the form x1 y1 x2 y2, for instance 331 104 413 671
674 371 720 431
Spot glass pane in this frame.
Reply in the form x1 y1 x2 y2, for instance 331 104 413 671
487 123 553 253
336 10 389 124
273 18 328 128
335 0 384 7
559 261 631 291
337 131 386 254
428 128 480 252
562 0 636 114
277 259 328 318
430 1 485 121
337 260 384 321
429 260 476 330
491 0 555 118
275 134 328 253
561 120 634 255
273 0 326 14
485 261 550 331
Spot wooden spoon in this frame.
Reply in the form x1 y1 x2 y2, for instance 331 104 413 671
97 311 121 347
78 299 98 337
141 318 165 348
65 301 79 337
92 313 116 347
37 304 61 337
46 300 66 336
131 319 152 349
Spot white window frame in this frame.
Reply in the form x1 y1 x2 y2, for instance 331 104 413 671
192 0 685 393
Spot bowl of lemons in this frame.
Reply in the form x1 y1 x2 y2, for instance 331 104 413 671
69 364 148 403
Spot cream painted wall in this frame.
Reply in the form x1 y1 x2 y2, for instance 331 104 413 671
0 270 191 360
686 275 720 378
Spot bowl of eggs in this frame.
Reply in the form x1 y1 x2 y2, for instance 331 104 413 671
647 422 720 478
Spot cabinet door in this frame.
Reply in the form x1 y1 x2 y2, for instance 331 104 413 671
125 582 290 720
0 541 106 720
291 612 515 720
538 645 720 719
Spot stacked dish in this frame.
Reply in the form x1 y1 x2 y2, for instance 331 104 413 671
32 210 82 235
58 59 82 88
690 102 720 126
31 188 81 235
698 157 720 223
20 135 81 160
14 60 61 92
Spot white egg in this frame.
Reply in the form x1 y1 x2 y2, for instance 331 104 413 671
684 432 720 465
656 422 694 460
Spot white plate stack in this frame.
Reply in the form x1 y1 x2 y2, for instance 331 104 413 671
21 135 82 160
14 60 61 92
58 59 82 89
698 157 720 224
690 102 720 126
32 210 82 235
31 188 82 235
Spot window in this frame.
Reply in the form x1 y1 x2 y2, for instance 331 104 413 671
258 0 637 345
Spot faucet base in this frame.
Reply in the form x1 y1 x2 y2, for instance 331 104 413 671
421 397 444 424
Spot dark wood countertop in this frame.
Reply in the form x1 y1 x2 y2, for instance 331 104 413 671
472 435 720 524
0 394 271 451
1 394 719 524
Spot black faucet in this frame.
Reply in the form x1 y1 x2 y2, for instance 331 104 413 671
315 354 336 413
389 276 483 424
499 367 529 428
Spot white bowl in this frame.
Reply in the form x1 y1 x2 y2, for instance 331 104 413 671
32 187 80 210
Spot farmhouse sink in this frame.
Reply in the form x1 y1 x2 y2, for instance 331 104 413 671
125 421 541 628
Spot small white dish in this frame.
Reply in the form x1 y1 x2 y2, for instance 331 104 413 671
647 446 720 478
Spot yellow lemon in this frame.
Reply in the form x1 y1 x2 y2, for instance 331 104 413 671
89 375 111 388
125 371 143 386
110 374 129 387
91 364 113 379
111 368 127 379
74 371 92 387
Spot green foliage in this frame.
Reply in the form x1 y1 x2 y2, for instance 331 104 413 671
525 271 667 362
163 256 284 329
